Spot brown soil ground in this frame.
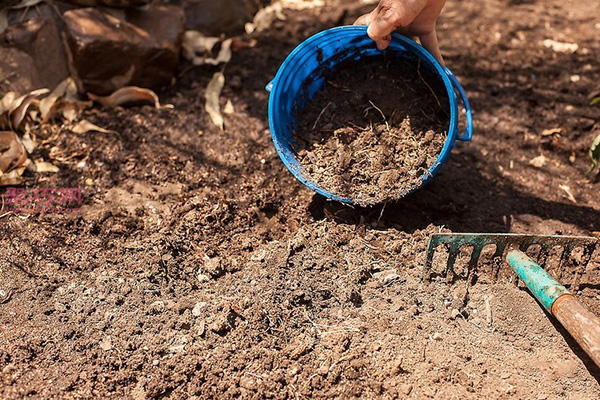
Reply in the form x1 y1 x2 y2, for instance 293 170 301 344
2 0 600 398
295 56 448 206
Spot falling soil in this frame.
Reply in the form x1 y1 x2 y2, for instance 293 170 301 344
294 55 449 206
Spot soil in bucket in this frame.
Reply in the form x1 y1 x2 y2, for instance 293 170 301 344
293 53 451 206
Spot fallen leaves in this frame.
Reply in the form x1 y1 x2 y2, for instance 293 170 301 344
0 131 27 173
182 32 233 66
33 160 59 173
280 0 325 10
0 131 29 185
88 86 173 109
247 2 286 34
205 72 225 130
71 120 112 134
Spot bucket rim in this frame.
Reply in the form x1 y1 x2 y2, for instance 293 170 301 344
267 25 460 206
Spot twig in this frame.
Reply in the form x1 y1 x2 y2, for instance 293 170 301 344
0 289 13 304
417 59 448 117
312 101 332 130
367 100 390 131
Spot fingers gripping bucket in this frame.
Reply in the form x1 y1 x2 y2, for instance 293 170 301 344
267 25 473 205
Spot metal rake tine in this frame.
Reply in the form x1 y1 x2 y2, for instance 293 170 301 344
583 243 596 269
445 245 459 283
424 241 436 281
537 246 550 268
468 244 483 270
491 242 507 281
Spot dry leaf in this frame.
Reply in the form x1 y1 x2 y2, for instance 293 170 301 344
88 87 173 109
182 31 221 61
205 72 225 130
40 78 75 121
559 185 576 203
223 100 235 114
9 0 46 8
71 120 112 134
542 39 578 53
186 37 233 66
231 37 257 52
21 131 36 153
34 160 59 173
541 127 562 137
529 154 546 168
0 92 17 116
0 131 28 173
0 166 26 186
252 2 286 33
281 0 325 10
207 38 232 65
10 88 49 129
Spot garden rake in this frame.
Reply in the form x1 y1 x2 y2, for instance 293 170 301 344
424 233 600 367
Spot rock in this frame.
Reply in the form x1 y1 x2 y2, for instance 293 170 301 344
373 269 402 285
0 17 70 93
191 301 207 316
210 307 239 334
183 0 259 36
63 6 184 95
448 308 461 320
149 300 165 313
99 335 113 351
202 255 224 277
125 5 184 54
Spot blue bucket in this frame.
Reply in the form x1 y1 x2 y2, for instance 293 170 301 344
266 25 473 205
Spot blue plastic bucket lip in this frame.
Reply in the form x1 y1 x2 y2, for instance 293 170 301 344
268 25 460 206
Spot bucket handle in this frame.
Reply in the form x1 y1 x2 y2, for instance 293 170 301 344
443 67 473 142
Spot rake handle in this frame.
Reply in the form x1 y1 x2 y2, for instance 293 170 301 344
552 294 600 367
507 249 600 368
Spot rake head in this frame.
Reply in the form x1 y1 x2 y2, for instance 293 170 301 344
424 233 598 287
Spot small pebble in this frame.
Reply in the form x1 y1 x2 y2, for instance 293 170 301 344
192 302 207 316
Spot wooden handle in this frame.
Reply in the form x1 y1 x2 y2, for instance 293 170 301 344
552 294 600 367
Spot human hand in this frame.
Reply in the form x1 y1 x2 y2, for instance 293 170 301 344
354 0 446 64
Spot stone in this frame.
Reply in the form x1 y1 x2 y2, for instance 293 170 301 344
191 301 207 316
62 6 184 95
183 0 259 36
0 17 70 93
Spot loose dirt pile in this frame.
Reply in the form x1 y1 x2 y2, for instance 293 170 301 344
294 56 449 206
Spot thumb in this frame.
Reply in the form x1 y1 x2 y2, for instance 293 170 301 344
366 5 403 50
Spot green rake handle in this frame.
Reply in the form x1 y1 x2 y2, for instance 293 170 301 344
507 249 600 367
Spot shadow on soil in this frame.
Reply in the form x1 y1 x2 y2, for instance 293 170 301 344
308 152 600 234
